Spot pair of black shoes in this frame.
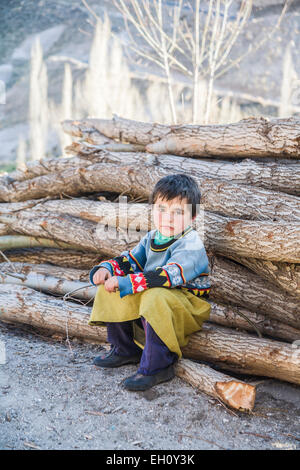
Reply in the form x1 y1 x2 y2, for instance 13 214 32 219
93 346 175 391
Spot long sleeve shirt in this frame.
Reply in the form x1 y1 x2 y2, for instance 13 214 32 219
89 225 211 299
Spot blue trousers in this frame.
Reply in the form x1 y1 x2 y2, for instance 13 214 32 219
106 318 178 375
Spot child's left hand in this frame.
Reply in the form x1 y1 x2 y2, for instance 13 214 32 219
104 276 119 293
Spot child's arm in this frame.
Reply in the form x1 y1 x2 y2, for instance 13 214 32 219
89 233 148 286
117 239 210 298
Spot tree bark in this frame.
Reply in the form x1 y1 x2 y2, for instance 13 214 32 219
0 162 144 203
0 283 105 343
0 205 299 263
182 323 300 385
0 213 143 256
67 141 300 196
175 359 256 412
0 223 12 236
2 247 103 270
205 214 300 263
62 116 300 159
0 262 90 282
227 255 300 299
209 255 300 329
0 158 299 223
209 302 300 343
65 141 145 153
0 270 96 302
0 235 80 251
5 142 299 196
0 154 105 185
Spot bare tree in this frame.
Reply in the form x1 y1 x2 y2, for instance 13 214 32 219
28 37 49 160
114 0 291 124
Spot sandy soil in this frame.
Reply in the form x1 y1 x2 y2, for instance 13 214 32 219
0 321 299 451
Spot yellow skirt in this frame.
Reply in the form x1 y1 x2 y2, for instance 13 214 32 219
89 285 211 359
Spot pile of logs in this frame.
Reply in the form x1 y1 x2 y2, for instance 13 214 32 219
0 115 299 413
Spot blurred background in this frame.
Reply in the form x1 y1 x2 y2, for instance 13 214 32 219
0 0 299 172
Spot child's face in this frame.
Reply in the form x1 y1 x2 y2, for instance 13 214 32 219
152 195 194 237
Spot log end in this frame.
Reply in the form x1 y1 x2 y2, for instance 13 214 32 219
215 380 256 412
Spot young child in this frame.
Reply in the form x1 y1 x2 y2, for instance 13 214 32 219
88 173 211 391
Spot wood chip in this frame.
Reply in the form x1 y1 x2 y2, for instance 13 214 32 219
24 441 41 450
85 410 104 416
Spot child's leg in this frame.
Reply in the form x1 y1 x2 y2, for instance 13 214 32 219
106 321 142 357
137 318 178 375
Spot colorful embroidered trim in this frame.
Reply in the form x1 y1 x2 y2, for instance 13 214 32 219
167 262 186 284
129 273 148 294
129 251 144 271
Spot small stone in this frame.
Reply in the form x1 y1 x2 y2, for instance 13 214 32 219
141 389 159 401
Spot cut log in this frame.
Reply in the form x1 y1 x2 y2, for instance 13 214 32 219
205 214 300 263
1 283 299 385
1 263 297 342
11 139 298 196
0 271 96 301
2 247 103 269
175 359 256 412
0 283 105 343
0 158 299 223
0 262 90 282
3 209 300 263
62 116 300 159
66 141 300 196
182 323 300 385
209 302 300 343
0 154 104 185
0 199 153 227
0 214 142 256
0 162 136 203
0 235 80 251
227 255 300 299
0 202 299 263
210 255 300 329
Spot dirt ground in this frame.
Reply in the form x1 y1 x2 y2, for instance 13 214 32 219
0 321 299 451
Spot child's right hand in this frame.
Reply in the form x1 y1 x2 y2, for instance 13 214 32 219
93 267 112 285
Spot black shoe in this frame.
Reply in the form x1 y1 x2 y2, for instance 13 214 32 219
123 364 175 391
93 346 142 368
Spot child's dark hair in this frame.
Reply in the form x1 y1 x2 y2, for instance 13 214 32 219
149 174 201 218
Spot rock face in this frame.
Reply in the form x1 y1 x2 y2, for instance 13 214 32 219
11 24 66 62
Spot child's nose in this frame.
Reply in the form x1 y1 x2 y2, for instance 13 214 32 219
163 212 174 222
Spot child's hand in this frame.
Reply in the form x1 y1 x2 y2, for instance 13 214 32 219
93 267 112 285
104 276 119 293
